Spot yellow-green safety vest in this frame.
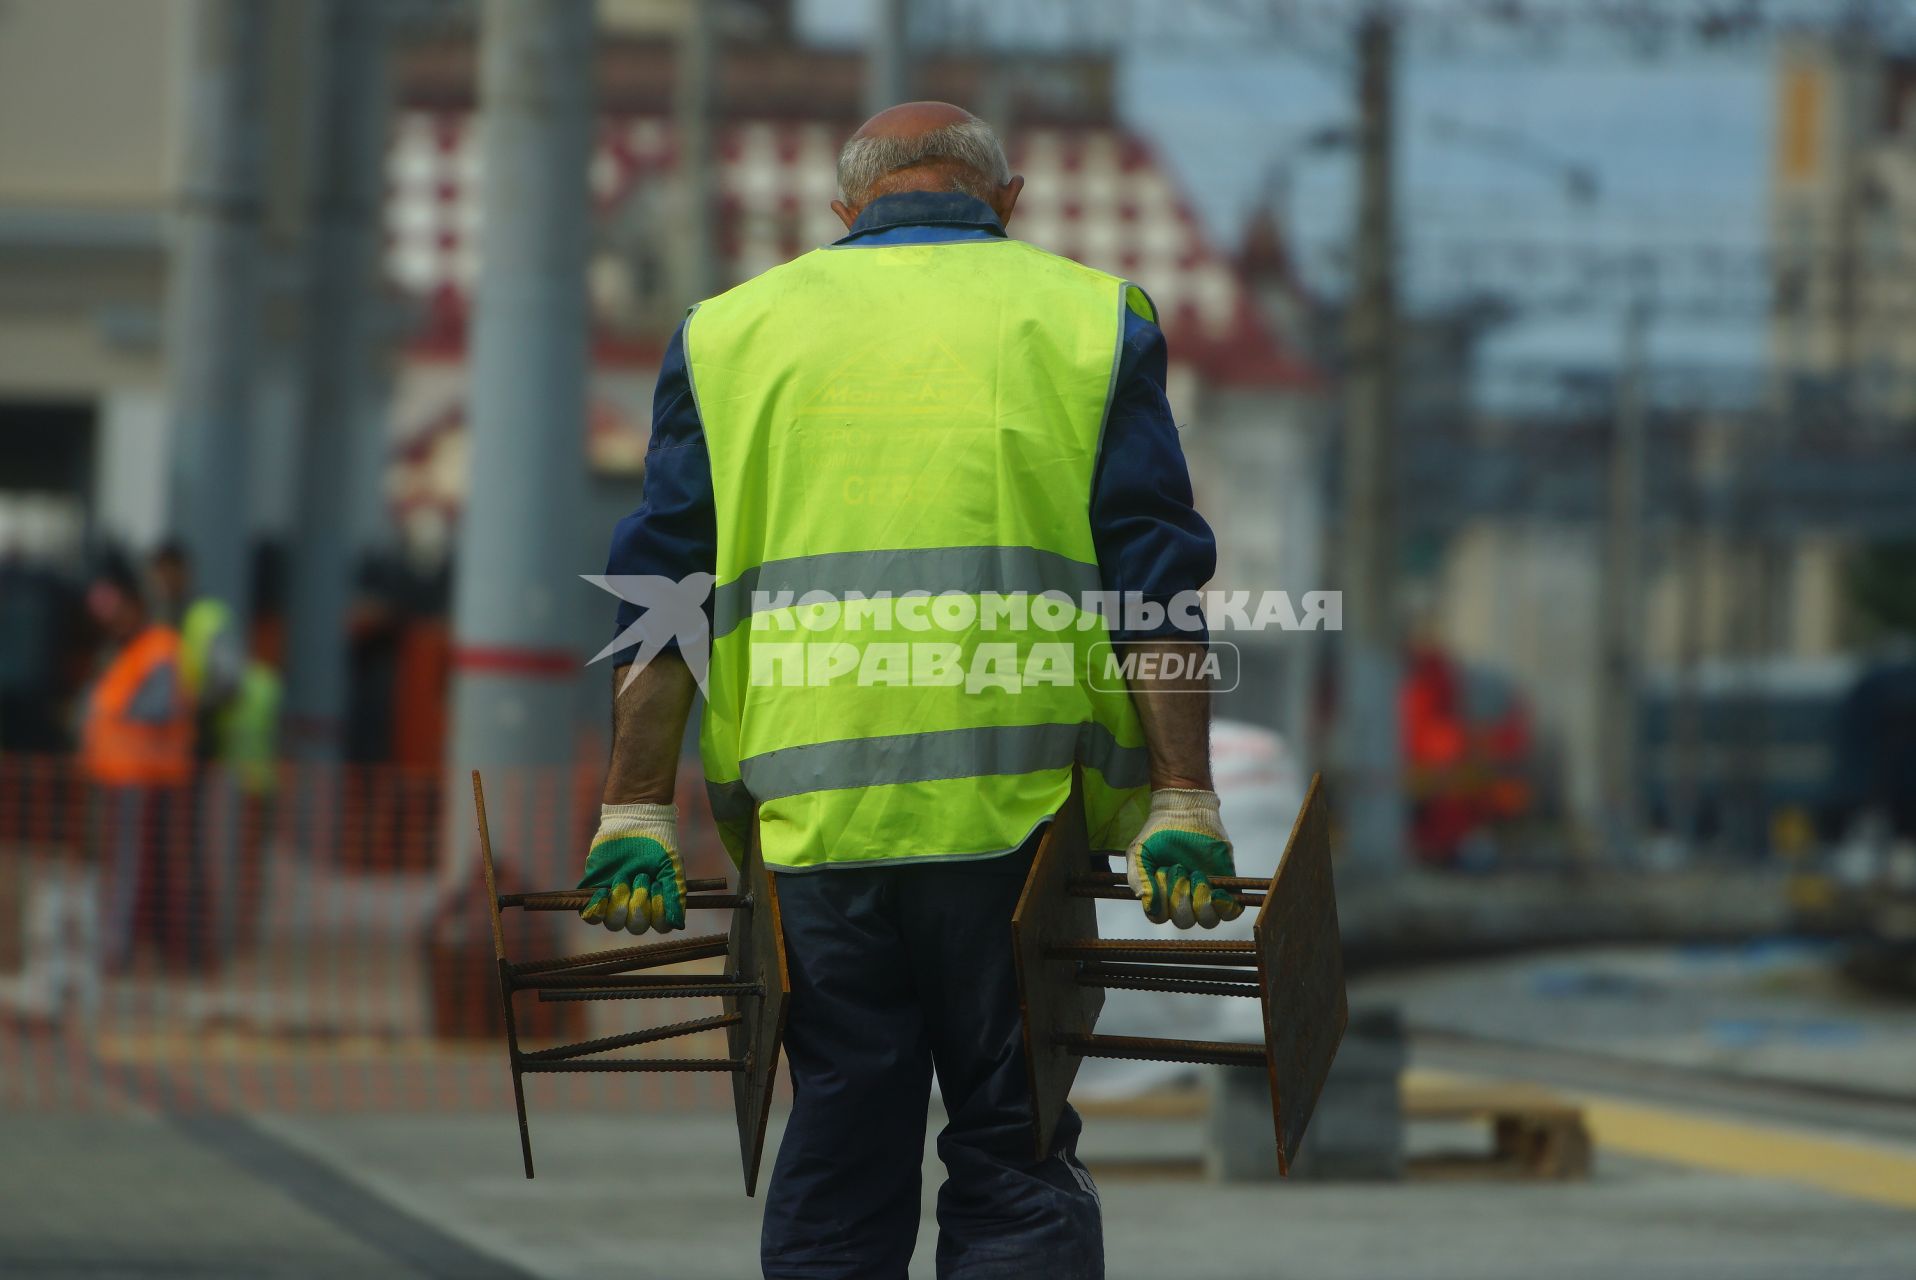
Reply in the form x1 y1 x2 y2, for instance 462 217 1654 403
179 598 280 795
687 236 1156 870
219 662 281 796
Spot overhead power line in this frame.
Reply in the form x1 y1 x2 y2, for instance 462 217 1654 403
920 0 1916 57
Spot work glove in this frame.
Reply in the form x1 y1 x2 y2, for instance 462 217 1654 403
1125 789 1244 929
577 803 686 935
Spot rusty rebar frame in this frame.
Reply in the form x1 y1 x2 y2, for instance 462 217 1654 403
1012 772 1348 1174
537 982 768 1002
481 768 1341 1186
519 1013 741 1062
473 771 789 1189
1059 1032 1270 1069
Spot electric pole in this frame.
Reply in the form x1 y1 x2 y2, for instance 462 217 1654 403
446 0 597 876
1597 295 1649 860
284 0 391 760
676 0 719 304
164 0 268 617
868 0 911 114
1334 8 1405 874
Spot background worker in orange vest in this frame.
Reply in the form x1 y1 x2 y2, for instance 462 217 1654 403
80 556 196 971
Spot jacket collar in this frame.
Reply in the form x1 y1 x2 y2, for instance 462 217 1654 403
836 191 1007 243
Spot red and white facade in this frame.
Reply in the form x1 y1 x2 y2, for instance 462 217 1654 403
382 110 1323 667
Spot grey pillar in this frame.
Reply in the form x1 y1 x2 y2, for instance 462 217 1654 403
164 0 268 615
1334 10 1405 874
1596 297 1650 856
675 0 719 303
446 0 596 875
284 0 392 759
867 0 910 114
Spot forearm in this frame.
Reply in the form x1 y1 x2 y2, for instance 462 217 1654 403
1122 639 1213 791
603 654 698 805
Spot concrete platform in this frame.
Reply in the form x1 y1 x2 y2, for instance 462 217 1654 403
1366 940 1916 1100
7 942 1916 1278
7 1096 1913 1280
0 1112 466 1279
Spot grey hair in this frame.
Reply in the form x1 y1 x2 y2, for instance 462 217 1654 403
835 116 1012 205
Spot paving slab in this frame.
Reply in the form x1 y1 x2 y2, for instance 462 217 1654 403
250 1104 1916 1280
9 941 1916 1278
1365 942 1916 1099
0 1112 446 1279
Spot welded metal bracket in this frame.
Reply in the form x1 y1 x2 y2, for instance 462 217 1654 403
472 770 789 1193
1013 773 1347 1173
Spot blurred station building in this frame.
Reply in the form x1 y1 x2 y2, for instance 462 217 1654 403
2 0 1914 873
0 0 1326 771
385 0 1328 763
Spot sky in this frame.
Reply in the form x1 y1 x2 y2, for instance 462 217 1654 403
798 0 1780 402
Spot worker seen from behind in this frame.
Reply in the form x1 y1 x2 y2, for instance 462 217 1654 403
585 103 1238 1279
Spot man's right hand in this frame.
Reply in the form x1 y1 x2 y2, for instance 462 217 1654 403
577 803 686 935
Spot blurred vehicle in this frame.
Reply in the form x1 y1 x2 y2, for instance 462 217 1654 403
1812 658 1916 994
1825 658 1916 842
1640 656 1860 858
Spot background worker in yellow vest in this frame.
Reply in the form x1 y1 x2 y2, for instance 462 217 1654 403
588 103 1235 1280
178 592 282 956
178 595 281 795
150 542 284 967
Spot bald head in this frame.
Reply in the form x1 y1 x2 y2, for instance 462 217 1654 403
853 100 979 142
832 101 1024 232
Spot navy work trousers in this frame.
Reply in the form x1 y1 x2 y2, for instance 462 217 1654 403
759 845 1103 1279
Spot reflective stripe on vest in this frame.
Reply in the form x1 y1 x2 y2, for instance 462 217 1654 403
686 238 1153 869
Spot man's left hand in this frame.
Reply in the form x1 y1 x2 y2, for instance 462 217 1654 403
1124 789 1244 929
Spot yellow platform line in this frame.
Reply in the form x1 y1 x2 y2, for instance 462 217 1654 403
1411 1068 1916 1212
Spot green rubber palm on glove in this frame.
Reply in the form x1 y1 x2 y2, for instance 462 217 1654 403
577 803 686 935
1125 789 1244 929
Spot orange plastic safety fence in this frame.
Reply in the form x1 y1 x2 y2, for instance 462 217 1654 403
0 753 748 1115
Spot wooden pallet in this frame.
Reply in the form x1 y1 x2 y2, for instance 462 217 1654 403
1405 1082 1593 1180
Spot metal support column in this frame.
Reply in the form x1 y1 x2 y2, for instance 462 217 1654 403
164 0 268 616
867 0 911 114
446 0 598 877
675 0 718 304
1597 297 1650 858
284 0 392 759
1333 9 1405 874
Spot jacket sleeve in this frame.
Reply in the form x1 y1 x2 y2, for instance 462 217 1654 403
603 320 716 660
1089 300 1218 643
